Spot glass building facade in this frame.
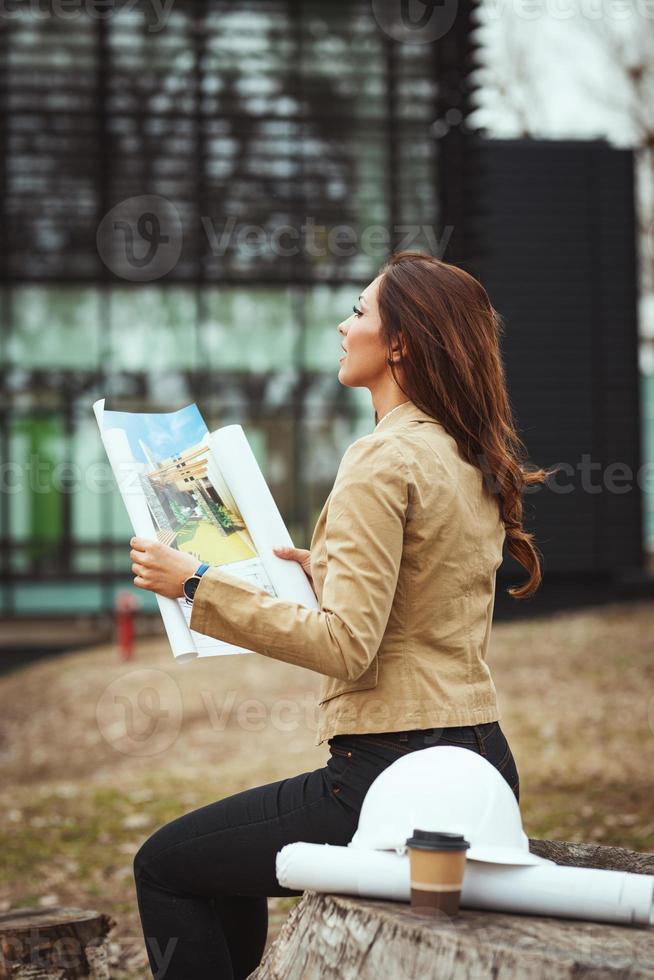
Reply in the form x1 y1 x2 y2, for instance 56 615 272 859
2 285 386 614
1 0 475 615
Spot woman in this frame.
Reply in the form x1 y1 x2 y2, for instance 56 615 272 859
130 250 550 979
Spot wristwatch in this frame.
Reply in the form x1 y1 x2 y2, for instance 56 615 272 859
182 563 210 605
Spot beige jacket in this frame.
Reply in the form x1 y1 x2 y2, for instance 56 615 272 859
190 399 506 745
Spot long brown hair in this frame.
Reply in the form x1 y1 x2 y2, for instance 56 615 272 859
377 249 556 600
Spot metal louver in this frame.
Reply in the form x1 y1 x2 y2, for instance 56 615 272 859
0 0 489 285
433 0 487 274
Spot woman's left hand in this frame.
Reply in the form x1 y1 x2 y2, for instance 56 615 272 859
129 537 201 600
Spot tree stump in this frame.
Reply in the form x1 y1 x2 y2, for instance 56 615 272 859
0 908 116 980
252 839 654 979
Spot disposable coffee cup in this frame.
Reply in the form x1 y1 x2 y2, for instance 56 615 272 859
405 829 470 916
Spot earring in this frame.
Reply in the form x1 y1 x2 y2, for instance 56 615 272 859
386 357 393 365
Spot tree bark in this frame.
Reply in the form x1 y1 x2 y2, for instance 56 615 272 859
0 907 116 980
252 839 654 980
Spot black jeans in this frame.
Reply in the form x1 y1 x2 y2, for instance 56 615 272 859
133 721 519 979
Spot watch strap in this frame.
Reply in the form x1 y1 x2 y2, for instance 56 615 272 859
183 562 210 604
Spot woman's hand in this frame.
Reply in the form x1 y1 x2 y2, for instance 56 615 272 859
272 546 316 595
129 537 200 600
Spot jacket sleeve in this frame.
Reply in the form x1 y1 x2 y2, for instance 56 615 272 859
188 435 410 681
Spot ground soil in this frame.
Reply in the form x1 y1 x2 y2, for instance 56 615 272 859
1 599 652 977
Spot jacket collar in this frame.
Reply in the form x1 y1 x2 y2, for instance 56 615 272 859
374 398 442 433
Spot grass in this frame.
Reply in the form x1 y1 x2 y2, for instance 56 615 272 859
1 598 653 975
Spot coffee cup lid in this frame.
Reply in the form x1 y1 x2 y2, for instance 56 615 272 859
405 829 470 852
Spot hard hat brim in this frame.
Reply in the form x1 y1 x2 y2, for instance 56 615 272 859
392 842 555 865
467 845 557 866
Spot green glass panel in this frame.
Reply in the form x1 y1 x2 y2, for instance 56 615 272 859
110 288 199 372
303 285 357 373
10 416 65 556
9 288 100 369
201 288 297 371
72 415 108 543
71 548 106 573
12 582 104 615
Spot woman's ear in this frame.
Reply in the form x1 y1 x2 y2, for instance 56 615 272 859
390 331 408 361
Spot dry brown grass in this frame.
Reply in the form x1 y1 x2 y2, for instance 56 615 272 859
1 598 652 976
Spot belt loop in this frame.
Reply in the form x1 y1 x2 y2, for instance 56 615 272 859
473 725 487 757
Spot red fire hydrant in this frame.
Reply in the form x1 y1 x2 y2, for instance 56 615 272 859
115 590 141 661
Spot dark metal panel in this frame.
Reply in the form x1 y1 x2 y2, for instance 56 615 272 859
435 0 485 271
591 146 643 571
476 138 642 578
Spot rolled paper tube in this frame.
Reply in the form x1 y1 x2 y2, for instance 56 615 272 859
277 843 411 902
275 843 654 928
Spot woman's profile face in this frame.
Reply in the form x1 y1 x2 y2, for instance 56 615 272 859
337 273 390 387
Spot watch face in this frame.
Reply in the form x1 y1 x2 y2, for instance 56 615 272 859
183 575 201 601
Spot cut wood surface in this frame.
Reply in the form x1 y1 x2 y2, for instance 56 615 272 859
252 839 654 980
0 907 116 980
527 837 654 875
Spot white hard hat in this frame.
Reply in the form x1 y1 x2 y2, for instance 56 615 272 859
348 745 547 866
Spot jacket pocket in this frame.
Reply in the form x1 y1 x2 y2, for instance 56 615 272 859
318 656 379 705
